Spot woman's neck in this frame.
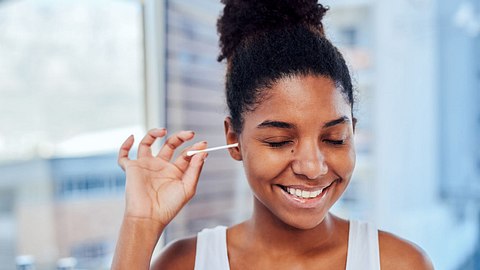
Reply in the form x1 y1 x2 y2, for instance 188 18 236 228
243 198 346 256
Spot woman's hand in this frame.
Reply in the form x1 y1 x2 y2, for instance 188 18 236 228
117 128 208 227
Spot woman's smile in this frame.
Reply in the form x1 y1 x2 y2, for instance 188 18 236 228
275 180 338 209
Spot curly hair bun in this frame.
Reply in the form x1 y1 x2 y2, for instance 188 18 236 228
217 0 328 61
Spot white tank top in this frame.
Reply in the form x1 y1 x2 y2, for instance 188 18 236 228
194 220 380 270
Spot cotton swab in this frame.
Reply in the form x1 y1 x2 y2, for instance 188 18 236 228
187 143 238 156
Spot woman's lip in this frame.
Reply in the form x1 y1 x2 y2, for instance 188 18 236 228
277 180 337 209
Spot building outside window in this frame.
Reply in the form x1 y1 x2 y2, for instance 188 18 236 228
0 0 144 269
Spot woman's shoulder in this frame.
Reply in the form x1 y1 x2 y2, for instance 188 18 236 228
378 230 434 270
151 226 229 270
150 235 197 270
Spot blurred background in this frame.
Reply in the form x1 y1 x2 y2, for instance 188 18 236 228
0 0 478 269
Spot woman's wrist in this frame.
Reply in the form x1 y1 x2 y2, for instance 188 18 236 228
111 216 166 270
122 215 166 238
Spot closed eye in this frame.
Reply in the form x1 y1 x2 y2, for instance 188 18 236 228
266 141 292 148
324 139 345 145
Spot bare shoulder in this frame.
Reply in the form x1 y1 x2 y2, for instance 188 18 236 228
150 236 197 270
378 230 434 270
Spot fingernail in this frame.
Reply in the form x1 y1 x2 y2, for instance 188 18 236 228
155 128 167 133
180 130 194 136
193 141 206 147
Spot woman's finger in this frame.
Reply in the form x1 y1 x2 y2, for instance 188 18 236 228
182 152 208 198
118 135 134 171
138 128 167 158
156 130 195 161
173 141 208 173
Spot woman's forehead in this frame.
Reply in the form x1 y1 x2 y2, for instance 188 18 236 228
246 75 352 122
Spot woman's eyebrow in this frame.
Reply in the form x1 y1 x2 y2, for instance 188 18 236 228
257 116 350 129
323 116 350 128
257 120 295 129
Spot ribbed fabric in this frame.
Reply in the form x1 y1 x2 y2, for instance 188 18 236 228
194 221 380 270
194 226 230 270
345 220 381 270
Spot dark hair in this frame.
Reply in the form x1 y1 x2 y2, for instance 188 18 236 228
217 0 354 134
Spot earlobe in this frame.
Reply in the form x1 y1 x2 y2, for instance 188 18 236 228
224 117 242 161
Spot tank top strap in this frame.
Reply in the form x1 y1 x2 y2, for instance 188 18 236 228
194 226 230 270
345 220 381 270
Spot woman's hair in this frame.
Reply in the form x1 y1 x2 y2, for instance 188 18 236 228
217 0 354 134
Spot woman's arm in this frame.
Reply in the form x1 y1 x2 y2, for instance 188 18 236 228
111 218 165 270
111 128 208 269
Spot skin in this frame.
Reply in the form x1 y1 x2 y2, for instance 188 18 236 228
112 75 434 270
111 129 209 269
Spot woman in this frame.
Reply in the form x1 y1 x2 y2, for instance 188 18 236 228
112 1 434 269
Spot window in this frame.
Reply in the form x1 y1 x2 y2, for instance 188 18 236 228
0 0 144 268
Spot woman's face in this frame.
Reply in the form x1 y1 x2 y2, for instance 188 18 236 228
233 75 356 230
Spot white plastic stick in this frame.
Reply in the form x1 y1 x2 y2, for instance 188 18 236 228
187 143 238 156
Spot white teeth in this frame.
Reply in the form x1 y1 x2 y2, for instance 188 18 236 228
285 187 324 199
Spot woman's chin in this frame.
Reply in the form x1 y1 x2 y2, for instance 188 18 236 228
276 212 330 231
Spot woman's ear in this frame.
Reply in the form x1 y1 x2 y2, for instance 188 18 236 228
352 117 357 133
224 117 242 161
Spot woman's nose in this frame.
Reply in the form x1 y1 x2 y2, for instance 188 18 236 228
291 142 328 180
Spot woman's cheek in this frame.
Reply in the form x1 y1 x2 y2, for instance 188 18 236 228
243 149 290 185
330 147 356 180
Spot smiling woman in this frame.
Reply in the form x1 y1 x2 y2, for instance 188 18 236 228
111 1 434 269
